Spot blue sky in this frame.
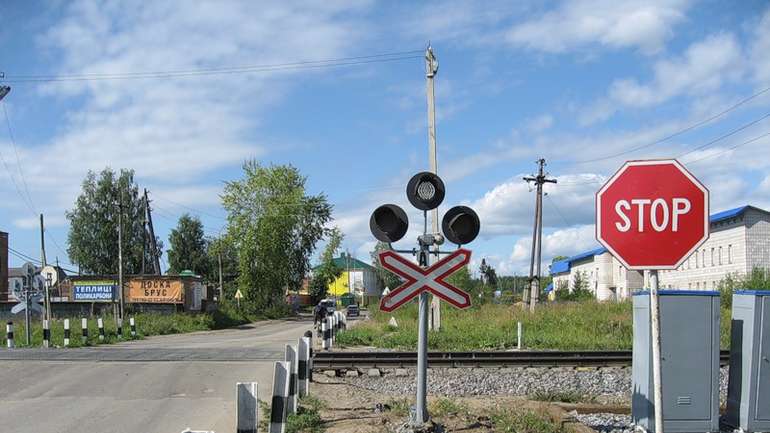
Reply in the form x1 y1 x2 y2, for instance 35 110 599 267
2 0 770 276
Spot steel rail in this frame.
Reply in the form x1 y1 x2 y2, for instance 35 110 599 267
312 350 731 369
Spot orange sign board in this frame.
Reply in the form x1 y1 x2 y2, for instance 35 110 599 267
128 279 183 303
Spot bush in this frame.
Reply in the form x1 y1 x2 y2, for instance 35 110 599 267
719 267 770 309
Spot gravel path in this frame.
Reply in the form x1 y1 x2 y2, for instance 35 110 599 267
575 413 633 433
339 366 730 404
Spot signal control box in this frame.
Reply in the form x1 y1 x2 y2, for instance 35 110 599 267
632 290 721 433
726 291 770 433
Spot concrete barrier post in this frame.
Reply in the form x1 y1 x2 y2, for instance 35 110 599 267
298 337 311 397
269 361 290 433
285 345 298 414
6 321 14 348
130 316 136 337
43 319 50 348
236 382 258 433
63 319 70 347
321 318 330 351
331 314 336 343
303 330 314 383
97 317 105 341
81 318 88 343
117 317 123 339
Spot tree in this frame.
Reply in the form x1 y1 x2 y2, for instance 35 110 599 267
308 227 344 303
222 161 332 312
479 258 498 287
371 241 401 291
552 255 568 263
167 214 209 275
67 168 162 275
206 236 239 289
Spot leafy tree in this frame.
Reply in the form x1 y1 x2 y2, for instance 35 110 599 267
308 228 344 303
719 267 770 308
556 271 594 302
479 258 498 287
67 168 162 275
206 236 239 288
222 160 332 313
370 241 401 291
167 214 209 275
552 255 568 263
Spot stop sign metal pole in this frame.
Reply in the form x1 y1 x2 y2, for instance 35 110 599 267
649 270 664 433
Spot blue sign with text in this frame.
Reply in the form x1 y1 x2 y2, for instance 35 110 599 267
73 281 116 301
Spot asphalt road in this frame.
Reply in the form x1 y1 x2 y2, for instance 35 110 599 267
0 318 314 433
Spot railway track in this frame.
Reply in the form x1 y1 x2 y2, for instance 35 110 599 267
312 350 732 369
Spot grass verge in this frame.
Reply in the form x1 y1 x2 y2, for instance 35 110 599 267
1 304 252 348
337 300 733 350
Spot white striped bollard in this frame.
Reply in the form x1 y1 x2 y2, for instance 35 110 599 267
43 319 50 348
285 345 298 414
130 316 136 337
97 317 105 341
63 319 71 347
298 336 311 397
117 317 123 339
331 313 336 344
6 321 14 348
321 317 330 351
236 382 258 433
81 318 88 343
303 330 313 383
269 361 290 433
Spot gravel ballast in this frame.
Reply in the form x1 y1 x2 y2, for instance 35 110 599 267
575 413 633 433
338 366 730 404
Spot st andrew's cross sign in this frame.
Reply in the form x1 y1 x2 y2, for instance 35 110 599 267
379 248 472 312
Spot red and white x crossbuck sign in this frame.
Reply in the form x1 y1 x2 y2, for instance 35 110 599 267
379 248 472 312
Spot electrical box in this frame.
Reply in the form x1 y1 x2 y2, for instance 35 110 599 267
632 290 721 433
725 291 770 432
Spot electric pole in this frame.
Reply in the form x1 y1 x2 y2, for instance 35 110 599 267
425 44 442 331
40 214 50 321
117 196 124 321
145 189 161 275
141 193 148 275
218 251 223 301
524 159 557 312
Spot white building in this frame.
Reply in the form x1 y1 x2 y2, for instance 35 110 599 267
550 205 770 301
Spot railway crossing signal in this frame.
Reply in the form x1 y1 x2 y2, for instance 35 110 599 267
379 248 472 312
369 171 480 429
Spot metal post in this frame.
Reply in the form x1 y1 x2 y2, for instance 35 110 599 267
117 197 124 322
415 291 430 426
236 382 258 433
40 214 50 322
24 281 30 345
426 44 442 332
650 270 664 433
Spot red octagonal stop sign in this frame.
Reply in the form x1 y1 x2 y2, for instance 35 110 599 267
596 159 709 270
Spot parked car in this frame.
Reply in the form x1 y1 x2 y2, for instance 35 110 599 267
319 299 336 315
346 304 359 318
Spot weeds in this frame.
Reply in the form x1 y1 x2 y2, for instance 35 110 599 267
287 396 325 433
489 409 565 433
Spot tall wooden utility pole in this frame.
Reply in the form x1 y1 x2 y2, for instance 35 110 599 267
40 214 50 321
141 193 147 275
217 252 223 301
524 159 557 312
117 196 124 320
425 44 442 331
144 189 161 275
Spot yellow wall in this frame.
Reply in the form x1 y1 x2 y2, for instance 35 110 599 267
328 271 350 296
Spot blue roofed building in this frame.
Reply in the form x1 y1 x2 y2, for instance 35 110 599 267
549 205 770 301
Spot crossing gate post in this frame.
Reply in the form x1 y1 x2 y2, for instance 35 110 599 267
43 319 50 348
130 316 136 337
6 321 13 348
269 361 290 433
97 317 105 341
303 330 314 383
64 319 70 347
236 382 258 433
322 318 330 351
285 345 298 414
81 317 88 343
298 337 311 397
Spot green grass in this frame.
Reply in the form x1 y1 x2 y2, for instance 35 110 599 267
337 300 734 351
287 396 326 433
1 305 252 348
489 409 566 433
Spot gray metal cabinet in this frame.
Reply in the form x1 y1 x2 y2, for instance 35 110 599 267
726 291 770 432
632 290 721 433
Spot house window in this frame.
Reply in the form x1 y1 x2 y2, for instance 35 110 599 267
718 247 722 265
711 248 715 267
688 283 692 289
728 244 733 264
696 282 700 289
696 253 699 268
702 250 706 267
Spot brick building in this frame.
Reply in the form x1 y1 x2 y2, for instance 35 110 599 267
550 205 770 301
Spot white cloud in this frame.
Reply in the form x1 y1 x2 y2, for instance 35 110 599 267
608 33 743 108
470 173 605 237
749 8 770 84
494 224 597 275
526 114 554 133
505 0 691 54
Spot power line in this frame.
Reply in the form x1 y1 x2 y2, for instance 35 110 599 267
544 193 571 227
2 50 424 83
567 85 770 165
677 112 770 158
1 103 36 213
686 131 770 165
